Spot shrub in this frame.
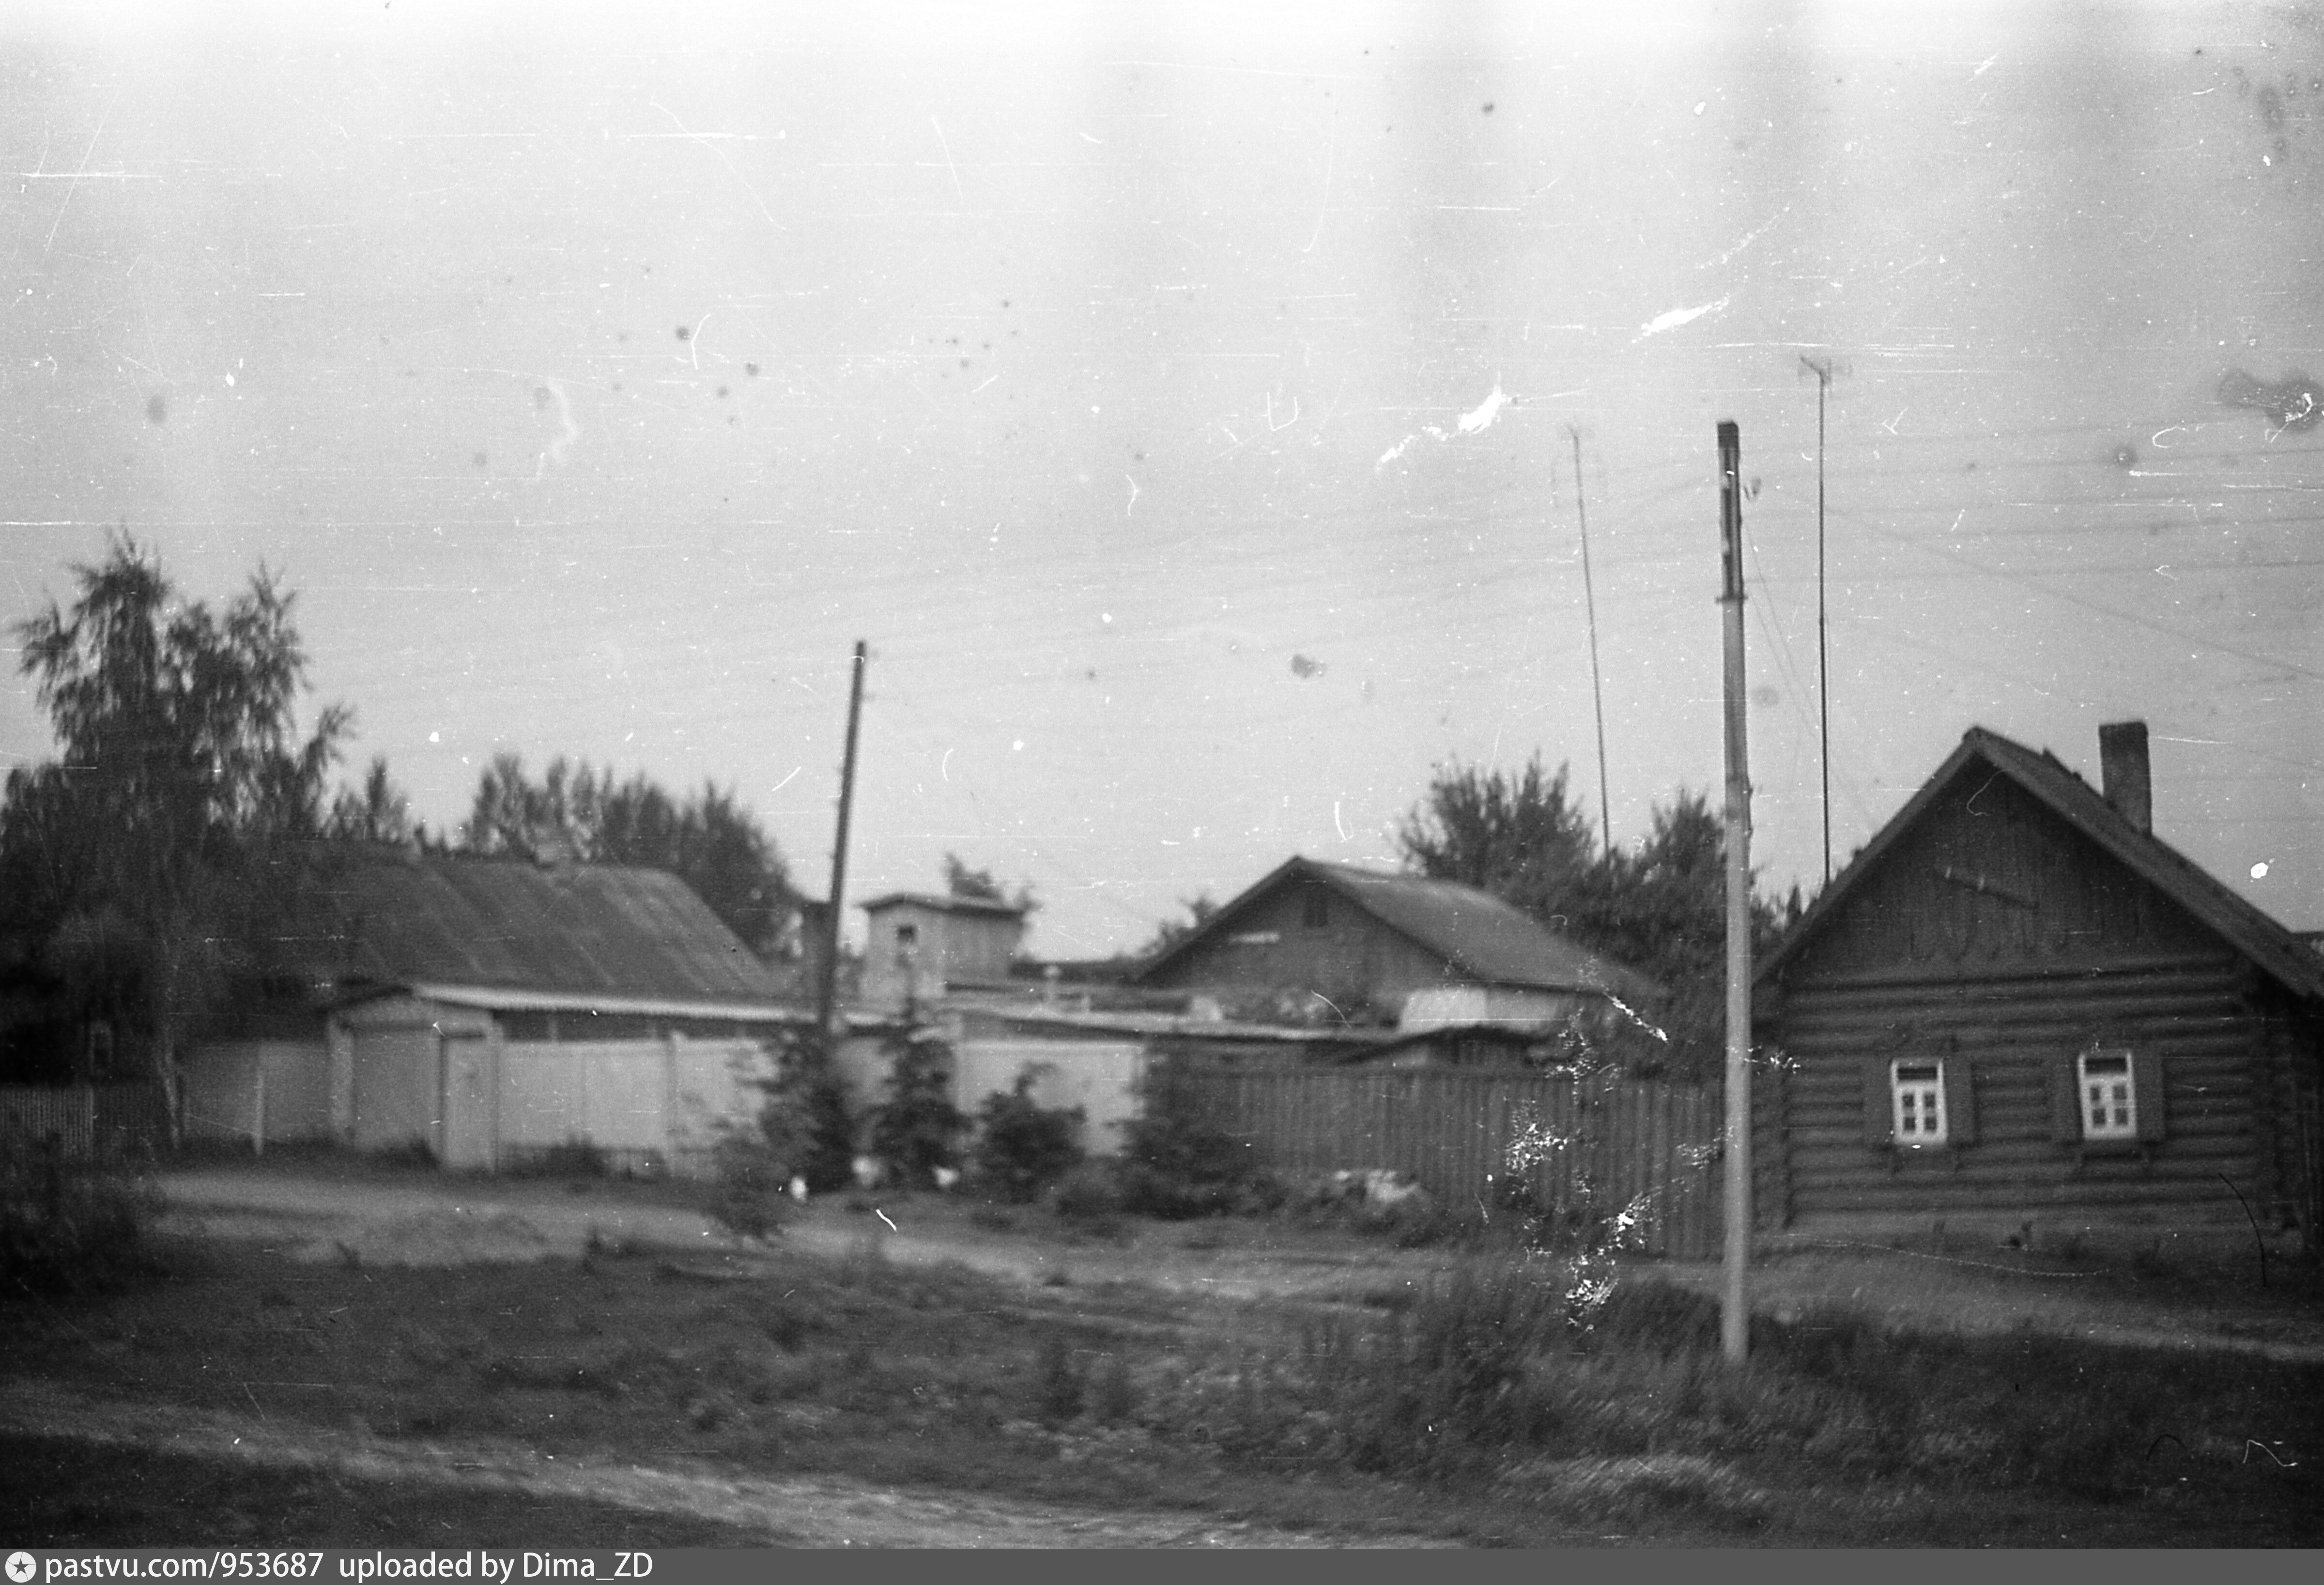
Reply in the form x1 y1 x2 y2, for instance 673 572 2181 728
708 1026 858 1236
1051 1161 1128 1239
706 1128 788 1240
745 1030 857 1194
867 1026 968 1189
0 1143 159 1298
512 1138 608 1179
972 1069 1084 1204
1115 1060 1281 1219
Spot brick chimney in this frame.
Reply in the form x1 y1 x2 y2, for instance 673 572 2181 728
2098 720 2152 834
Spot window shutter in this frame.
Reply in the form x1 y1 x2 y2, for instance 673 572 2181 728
1862 1056 1894 1148
1941 1058 1977 1146
2132 1050 2166 1142
2049 1057 2083 1143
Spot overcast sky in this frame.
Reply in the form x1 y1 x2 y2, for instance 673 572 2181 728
4 0 2319 958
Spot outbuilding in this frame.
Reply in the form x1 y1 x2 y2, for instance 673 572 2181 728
184 846 808 1173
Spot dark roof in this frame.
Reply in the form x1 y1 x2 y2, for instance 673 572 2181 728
1136 856 1664 1004
857 891 1029 919
291 847 796 1010
1757 726 2324 1002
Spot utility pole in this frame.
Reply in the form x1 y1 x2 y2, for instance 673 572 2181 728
816 640 868 1042
1570 427 1615 861
1717 421 1754 1366
1800 356 1834 886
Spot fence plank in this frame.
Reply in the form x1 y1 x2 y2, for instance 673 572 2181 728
1185 1065 1718 1259
0 1084 170 1164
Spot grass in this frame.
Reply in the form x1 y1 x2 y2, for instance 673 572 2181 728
2 1433 773 1547
4 1191 2321 1546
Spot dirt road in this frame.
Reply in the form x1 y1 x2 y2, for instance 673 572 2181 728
2 1378 1448 1548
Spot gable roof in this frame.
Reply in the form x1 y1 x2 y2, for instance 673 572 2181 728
1757 726 2324 1002
286 847 799 1014
857 890 1029 919
1136 855 1664 1004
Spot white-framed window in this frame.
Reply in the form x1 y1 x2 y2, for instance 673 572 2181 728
1892 1059 1947 1146
2078 1048 2137 1141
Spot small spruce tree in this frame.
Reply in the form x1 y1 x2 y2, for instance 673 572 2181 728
869 1026 968 1188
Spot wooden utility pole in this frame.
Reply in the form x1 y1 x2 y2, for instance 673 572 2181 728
816 640 868 1041
1570 427 1614 861
1717 421 1754 1366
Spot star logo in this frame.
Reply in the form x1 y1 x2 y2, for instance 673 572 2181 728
6 1551 37 1584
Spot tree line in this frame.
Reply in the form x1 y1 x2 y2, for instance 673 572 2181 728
4 539 1795 1090
0 539 804 1088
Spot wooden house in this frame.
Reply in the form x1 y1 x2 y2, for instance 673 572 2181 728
1134 855 1661 1030
1753 722 2324 1260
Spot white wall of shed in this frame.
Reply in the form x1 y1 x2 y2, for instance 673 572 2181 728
181 1038 332 1145
955 1038 1144 1157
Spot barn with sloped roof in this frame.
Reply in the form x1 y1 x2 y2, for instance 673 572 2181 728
184 845 810 1173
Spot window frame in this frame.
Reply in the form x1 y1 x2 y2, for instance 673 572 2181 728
2076 1048 2138 1142
1862 1045 1976 1152
1890 1057 1949 1148
2051 1041 2166 1153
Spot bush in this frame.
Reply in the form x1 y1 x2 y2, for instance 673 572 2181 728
707 1128 789 1240
867 1027 968 1189
511 1137 608 1179
1051 1161 1128 1239
1116 1060 1282 1219
0 1144 159 1298
747 1031 856 1194
972 1069 1084 1204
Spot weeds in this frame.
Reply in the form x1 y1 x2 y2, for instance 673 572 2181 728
1035 1333 1085 1422
509 1139 609 1180
0 1144 159 1298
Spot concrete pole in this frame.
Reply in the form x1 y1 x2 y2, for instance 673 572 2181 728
1717 420 1754 1366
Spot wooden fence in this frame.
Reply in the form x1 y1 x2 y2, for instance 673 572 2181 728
1182 1065 1722 1259
0 1083 172 1165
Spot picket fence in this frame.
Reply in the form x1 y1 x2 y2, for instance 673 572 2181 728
1182 1065 1722 1259
0 1083 172 1165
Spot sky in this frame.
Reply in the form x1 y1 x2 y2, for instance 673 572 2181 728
2 0 2320 960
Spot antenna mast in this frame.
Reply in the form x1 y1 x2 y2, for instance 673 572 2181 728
1570 427 1614 860
1801 355 1834 886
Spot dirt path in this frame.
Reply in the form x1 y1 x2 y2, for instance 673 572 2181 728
154 1164 2324 1361
1 1379 1447 1548
150 1164 1442 1303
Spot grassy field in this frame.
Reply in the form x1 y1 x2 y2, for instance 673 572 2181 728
4 1168 2322 1547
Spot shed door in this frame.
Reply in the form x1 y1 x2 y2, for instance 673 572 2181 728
441 1033 495 1170
351 1026 442 1155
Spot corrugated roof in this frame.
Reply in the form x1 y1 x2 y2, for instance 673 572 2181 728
294 848 797 1010
1137 855 1664 1004
1757 726 2324 1003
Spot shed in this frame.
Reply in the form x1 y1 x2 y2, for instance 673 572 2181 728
857 891 1029 1012
183 846 809 1173
1134 855 1661 1029
1754 722 2324 1260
